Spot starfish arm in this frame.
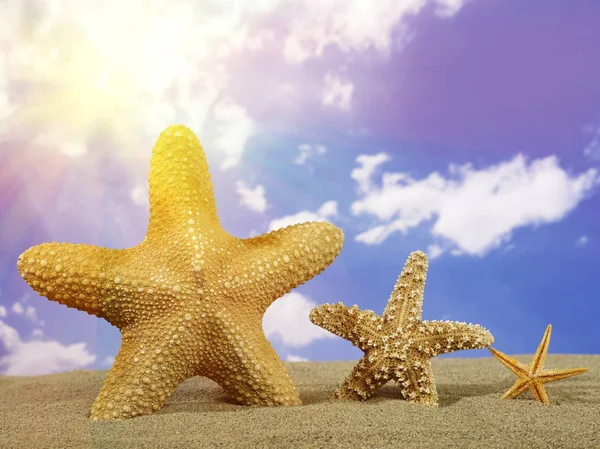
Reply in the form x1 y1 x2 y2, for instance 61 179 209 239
309 303 383 351
394 359 439 406
529 324 552 375
17 242 129 324
199 314 301 406
417 320 494 357
147 125 220 238
537 367 589 382
382 251 428 329
89 321 199 420
501 378 530 399
530 381 550 404
229 221 344 313
489 347 530 377
333 355 389 401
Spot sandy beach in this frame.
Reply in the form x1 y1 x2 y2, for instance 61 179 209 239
1 355 598 448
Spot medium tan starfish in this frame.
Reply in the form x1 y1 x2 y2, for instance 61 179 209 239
309 250 493 406
489 324 589 405
17 124 344 420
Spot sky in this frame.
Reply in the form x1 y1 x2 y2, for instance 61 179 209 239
1 0 599 376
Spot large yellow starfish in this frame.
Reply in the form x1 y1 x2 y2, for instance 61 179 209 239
17 124 344 420
309 250 493 406
489 324 589 405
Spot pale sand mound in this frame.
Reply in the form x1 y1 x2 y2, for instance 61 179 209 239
1 355 598 448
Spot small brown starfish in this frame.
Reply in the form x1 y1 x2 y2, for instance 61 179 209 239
489 324 589 405
309 250 494 406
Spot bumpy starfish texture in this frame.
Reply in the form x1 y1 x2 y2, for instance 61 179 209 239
489 324 588 405
309 250 493 406
17 125 344 420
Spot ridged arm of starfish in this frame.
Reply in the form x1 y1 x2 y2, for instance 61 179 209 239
333 354 389 400
501 378 532 400
382 251 428 329
146 125 220 238
529 324 552 375
16 242 131 325
226 222 344 314
488 347 530 377
393 359 439 406
415 320 495 357
197 308 301 406
90 318 200 420
537 367 590 382
309 302 383 352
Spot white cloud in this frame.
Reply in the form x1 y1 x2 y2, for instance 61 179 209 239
263 292 337 347
0 320 96 375
0 306 6 318
282 0 467 63
0 0 258 164
31 329 45 338
322 73 354 111
9 302 43 325
427 244 444 260
130 186 148 206
1 0 467 167
351 152 391 194
268 200 338 232
11 302 24 314
583 125 600 161
236 180 268 213
287 354 310 362
351 153 600 256
25 306 39 323
212 98 256 170
294 143 327 165
576 235 589 247
103 355 116 366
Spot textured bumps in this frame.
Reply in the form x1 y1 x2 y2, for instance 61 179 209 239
17 125 344 420
309 250 494 406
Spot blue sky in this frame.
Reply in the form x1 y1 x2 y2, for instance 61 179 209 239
0 0 599 376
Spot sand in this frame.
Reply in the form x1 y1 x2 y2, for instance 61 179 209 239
1 355 598 448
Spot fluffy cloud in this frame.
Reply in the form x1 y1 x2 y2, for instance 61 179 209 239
0 0 254 165
294 143 327 165
322 73 354 111
10 301 44 325
351 153 600 256
11 302 24 314
583 124 600 161
282 0 467 63
0 306 6 318
236 180 268 213
427 244 444 260
576 235 589 247
211 98 256 170
351 152 391 194
268 200 338 232
1 0 467 166
263 292 337 347
0 320 96 375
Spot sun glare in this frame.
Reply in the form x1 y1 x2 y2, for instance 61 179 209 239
7 2 224 156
